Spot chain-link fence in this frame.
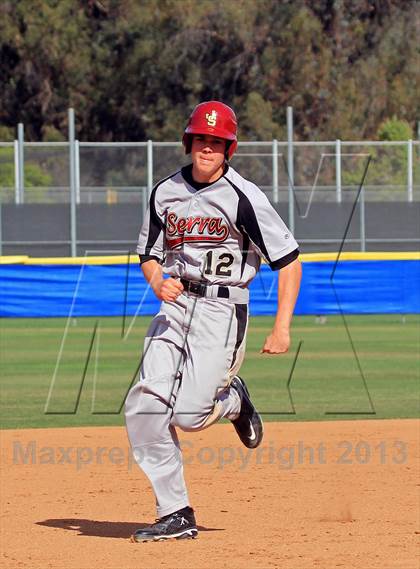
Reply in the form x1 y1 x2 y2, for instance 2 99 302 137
0 127 419 256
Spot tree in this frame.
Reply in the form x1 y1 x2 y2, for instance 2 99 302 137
0 0 418 142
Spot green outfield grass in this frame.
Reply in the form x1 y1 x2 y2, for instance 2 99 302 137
1 315 419 430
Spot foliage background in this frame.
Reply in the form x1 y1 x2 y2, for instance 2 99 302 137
0 0 419 142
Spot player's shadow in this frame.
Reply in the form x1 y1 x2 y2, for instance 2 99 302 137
36 518 224 538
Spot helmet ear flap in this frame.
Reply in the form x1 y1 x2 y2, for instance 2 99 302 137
182 133 192 155
224 141 232 160
226 140 237 160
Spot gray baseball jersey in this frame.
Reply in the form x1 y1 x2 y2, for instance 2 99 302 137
126 163 299 517
137 164 299 285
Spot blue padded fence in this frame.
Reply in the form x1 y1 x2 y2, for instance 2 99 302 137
0 257 419 317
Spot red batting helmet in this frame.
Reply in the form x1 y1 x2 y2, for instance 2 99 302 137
182 101 238 160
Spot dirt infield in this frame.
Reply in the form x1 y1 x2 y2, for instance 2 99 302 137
1 419 419 569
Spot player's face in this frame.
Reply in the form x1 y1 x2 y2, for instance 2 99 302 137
191 134 227 183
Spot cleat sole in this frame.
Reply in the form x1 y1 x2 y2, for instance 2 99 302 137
131 528 198 543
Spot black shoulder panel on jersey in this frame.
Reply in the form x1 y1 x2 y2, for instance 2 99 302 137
269 248 300 271
144 172 177 256
223 176 272 263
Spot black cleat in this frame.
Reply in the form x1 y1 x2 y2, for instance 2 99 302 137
131 506 198 542
230 376 263 449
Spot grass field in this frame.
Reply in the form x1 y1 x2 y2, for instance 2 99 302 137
1 315 419 430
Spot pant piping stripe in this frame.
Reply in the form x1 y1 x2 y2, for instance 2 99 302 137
229 303 248 371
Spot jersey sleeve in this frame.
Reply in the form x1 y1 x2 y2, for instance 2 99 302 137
236 184 299 270
136 186 165 264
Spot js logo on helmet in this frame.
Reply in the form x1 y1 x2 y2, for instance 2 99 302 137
205 110 217 127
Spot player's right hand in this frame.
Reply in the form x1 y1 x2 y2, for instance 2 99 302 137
154 278 184 302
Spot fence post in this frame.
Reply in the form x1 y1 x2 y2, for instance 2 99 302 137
147 140 153 197
360 185 366 252
0 196 2 256
335 139 342 203
17 123 24 204
287 106 295 233
68 108 77 257
14 140 20 204
75 139 80 205
407 139 413 203
142 140 154 224
272 139 278 203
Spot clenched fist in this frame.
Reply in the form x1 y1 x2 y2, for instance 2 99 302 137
261 328 290 354
154 278 184 302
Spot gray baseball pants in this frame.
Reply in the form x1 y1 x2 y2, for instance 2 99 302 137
125 290 248 517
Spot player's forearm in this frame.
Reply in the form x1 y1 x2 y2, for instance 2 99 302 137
141 259 164 296
141 259 184 302
273 258 302 332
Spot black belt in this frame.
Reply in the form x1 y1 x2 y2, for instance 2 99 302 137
180 278 230 299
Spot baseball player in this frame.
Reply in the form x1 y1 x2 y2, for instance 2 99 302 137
125 101 302 542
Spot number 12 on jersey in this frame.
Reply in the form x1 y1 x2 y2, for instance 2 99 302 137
204 251 234 276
